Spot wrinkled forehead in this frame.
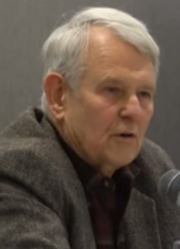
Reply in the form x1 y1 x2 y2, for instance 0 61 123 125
81 26 156 82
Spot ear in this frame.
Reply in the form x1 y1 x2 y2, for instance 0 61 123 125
43 72 66 120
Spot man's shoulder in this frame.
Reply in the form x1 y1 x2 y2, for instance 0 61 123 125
0 107 80 211
0 107 56 161
0 106 74 186
0 107 47 140
142 138 171 158
136 138 176 175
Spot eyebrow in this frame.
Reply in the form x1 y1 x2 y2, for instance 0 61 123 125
99 75 124 85
142 84 156 92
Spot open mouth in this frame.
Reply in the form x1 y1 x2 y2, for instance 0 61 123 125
114 132 136 140
120 133 135 138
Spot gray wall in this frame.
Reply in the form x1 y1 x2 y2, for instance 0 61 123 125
0 0 180 168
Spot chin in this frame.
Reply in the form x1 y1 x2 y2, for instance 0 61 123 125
109 153 138 169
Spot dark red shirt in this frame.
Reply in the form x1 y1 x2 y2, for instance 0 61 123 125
86 167 134 249
57 132 135 249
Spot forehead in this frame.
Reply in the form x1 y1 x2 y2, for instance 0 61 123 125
82 26 155 84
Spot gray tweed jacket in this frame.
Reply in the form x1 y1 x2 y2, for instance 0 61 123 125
0 107 180 249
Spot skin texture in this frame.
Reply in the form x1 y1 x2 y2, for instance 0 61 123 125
44 26 156 177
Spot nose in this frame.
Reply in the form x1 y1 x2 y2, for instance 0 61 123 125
120 95 142 119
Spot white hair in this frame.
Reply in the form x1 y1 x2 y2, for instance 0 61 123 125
41 7 160 113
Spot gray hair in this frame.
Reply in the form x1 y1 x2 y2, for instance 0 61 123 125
41 7 160 112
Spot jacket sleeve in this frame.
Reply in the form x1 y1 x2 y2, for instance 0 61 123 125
0 175 71 249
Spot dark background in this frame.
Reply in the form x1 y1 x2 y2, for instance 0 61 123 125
0 0 180 167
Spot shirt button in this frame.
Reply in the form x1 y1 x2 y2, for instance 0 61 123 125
103 179 111 188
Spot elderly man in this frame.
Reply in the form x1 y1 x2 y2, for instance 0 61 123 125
0 7 180 249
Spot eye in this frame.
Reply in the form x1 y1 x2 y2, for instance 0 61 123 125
138 91 152 99
105 86 119 93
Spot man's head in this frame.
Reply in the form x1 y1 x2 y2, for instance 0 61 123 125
41 7 159 176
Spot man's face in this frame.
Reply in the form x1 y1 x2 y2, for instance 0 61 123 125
60 26 156 176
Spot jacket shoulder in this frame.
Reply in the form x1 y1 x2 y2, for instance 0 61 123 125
137 138 176 174
0 107 81 214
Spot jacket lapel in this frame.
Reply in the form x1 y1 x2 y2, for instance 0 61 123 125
122 188 162 249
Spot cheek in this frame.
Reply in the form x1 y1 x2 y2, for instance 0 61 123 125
147 104 154 122
88 100 117 128
141 106 154 131
81 102 117 145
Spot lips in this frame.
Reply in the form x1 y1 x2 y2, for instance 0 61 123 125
113 131 136 140
119 132 135 137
